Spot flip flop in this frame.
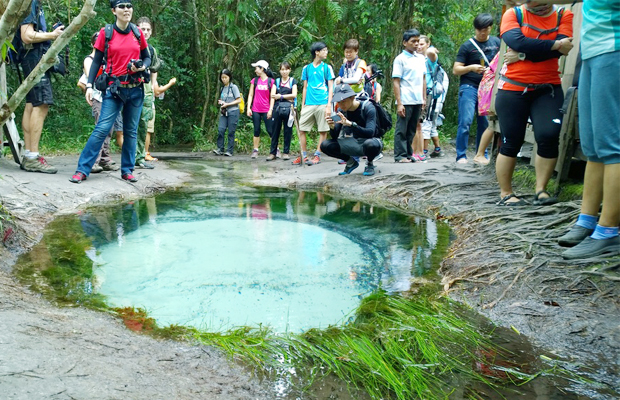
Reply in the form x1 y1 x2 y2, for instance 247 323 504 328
497 194 528 206
397 158 412 163
533 190 558 206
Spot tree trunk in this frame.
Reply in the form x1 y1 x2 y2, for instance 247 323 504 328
0 0 97 126
0 0 32 48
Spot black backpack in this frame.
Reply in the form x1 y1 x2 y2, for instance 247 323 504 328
362 99 392 138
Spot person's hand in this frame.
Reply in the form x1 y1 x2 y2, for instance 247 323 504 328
267 110 272 119
470 64 486 74
397 104 406 118
52 25 64 40
169 77 177 86
247 109 252 117
325 105 332 120
326 114 335 129
338 112 351 127
335 77 342 85
85 88 93 107
130 63 146 73
557 37 574 55
505 48 520 64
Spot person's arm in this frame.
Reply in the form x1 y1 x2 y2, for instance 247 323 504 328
267 82 276 119
422 74 427 107
246 80 254 117
302 80 308 107
223 85 241 108
426 47 438 63
83 56 92 77
375 82 382 103
153 76 177 97
344 104 376 139
85 49 105 106
453 61 485 76
393 78 405 118
326 69 334 118
502 29 567 54
340 66 365 85
286 82 298 101
20 23 63 44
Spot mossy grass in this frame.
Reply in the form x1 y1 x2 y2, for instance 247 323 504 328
512 165 583 202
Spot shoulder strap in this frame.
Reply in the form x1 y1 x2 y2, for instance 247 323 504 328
129 22 142 41
516 6 565 39
103 24 114 73
514 6 524 26
276 78 280 87
469 38 490 65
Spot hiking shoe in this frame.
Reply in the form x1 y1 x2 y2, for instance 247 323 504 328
363 164 375 176
412 154 427 163
91 164 104 173
292 156 308 165
375 153 384 161
282 153 290 160
338 159 359 175
224 152 233 157
136 161 155 169
430 149 445 158
276 149 281 159
22 156 58 174
213 149 223 155
266 154 276 161
69 171 87 184
558 225 596 247
251 149 259 159
101 163 120 171
562 236 620 260
122 173 138 182
307 154 320 165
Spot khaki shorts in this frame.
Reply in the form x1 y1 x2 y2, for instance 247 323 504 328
299 104 330 132
147 105 156 132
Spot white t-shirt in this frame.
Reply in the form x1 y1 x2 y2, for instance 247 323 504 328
392 50 426 105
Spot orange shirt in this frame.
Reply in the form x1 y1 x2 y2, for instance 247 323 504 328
499 6 573 91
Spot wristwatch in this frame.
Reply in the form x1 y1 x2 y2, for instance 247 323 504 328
518 52 526 61
351 122 358 128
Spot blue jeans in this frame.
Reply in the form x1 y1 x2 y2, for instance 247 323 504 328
77 86 144 176
456 84 488 161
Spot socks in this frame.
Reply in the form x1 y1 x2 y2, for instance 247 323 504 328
302 151 307 158
314 151 321 157
26 151 38 159
575 214 597 230
435 147 441 152
423 149 428 155
591 225 619 240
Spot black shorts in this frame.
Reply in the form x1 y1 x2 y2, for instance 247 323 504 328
21 53 54 107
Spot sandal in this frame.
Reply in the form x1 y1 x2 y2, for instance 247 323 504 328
497 194 528 206
397 158 412 163
533 190 558 206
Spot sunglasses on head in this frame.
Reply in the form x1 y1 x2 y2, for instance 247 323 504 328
116 3 132 9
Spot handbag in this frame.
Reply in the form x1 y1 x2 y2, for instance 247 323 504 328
477 53 499 116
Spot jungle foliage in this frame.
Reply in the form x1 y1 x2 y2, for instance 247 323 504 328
5 0 501 152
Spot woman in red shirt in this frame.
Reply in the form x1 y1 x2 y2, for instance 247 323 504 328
495 3 573 206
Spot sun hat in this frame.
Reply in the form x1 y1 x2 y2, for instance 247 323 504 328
251 60 269 70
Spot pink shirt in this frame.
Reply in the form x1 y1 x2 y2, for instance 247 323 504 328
251 77 271 113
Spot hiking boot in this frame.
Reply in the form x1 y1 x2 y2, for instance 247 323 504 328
562 236 620 260
363 164 375 176
558 225 595 247
338 159 359 175
213 149 223 155
69 171 87 184
224 152 233 157
292 156 308 165
122 173 138 182
101 163 120 171
266 154 276 161
282 153 290 160
136 161 155 169
251 149 259 159
430 149 445 158
22 156 58 174
91 164 104 173
307 154 320 165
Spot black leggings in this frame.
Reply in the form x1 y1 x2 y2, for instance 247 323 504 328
252 111 273 138
495 85 564 158
320 138 382 163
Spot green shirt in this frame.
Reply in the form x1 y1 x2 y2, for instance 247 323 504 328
581 0 620 60
144 44 161 98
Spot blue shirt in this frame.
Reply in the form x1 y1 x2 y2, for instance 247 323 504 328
581 0 620 60
392 50 426 105
20 0 50 52
301 62 335 106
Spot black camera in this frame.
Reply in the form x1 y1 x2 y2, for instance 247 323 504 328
53 21 64 30
128 59 143 70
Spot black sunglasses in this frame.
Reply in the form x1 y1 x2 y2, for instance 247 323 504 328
116 3 133 9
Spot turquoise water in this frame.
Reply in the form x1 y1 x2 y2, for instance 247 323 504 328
79 189 447 332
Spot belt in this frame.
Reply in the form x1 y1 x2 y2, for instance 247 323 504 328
119 82 142 88
500 74 555 96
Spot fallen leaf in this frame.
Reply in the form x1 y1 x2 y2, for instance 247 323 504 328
543 301 560 307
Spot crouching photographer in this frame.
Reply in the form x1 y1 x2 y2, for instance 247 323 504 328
70 0 151 184
321 84 382 176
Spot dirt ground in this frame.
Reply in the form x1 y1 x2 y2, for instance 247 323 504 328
1 150 618 398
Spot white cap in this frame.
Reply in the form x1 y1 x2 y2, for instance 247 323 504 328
251 60 269 70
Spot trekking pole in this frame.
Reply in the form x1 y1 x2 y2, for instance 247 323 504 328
292 108 305 168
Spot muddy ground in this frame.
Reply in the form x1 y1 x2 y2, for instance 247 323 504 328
1 150 618 399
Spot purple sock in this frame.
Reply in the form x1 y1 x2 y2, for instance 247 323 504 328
591 225 619 240
576 214 597 230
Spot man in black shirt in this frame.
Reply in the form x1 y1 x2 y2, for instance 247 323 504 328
452 13 500 164
321 84 382 176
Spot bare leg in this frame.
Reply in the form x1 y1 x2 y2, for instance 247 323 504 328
534 155 558 198
581 161 604 216
424 139 429 152
317 131 328 154
116 130 124 149
496 154 518 202
412 122 424 155
145 131 152 154
432 136 440 149
21 103 32 151
474 127 494 165
299 131 307 154
600 163 620 227
253 136 260 150
22 104 49 153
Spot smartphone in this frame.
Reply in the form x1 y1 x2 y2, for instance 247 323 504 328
331 113 342 123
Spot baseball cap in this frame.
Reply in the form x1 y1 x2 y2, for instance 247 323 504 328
332 84 356 103
251 60 269 70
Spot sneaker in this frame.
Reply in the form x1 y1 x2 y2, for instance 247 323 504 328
224 152 233 157
135 161 155 169
411 154 427 163
101 163 120 171
363 164 375 176
276 149 281 159
292 156 308 165
338 159 359 175
122 173 138 182
282 153 290 160
375 153 384 161
213 149 223 155
91 164 104 173
69 171 87 184
22 156 58 174
251 149 259 159
558 225 595 247
266 154 276 161
307 154 320 165
562 236 620 260
430 149 445 158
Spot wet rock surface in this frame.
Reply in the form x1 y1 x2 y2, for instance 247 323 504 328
1 151 619 397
